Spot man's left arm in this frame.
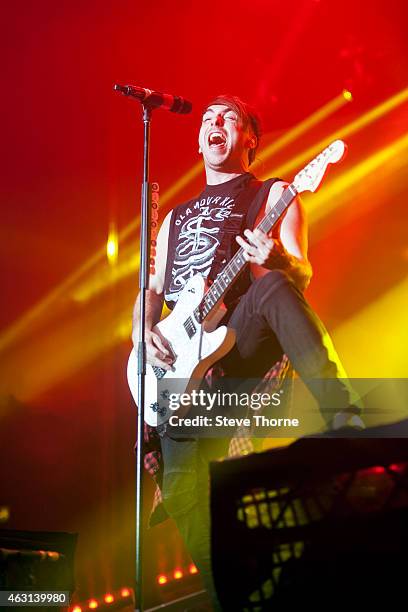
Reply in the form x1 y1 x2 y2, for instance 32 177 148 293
237 181 312 291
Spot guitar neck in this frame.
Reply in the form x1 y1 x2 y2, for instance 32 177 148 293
194 183 298 322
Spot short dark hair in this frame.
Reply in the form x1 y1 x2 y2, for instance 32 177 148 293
203 94 262 165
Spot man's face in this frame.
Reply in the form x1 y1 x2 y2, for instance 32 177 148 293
198 104 254 172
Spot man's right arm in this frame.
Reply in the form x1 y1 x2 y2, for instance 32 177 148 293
132 210 174 369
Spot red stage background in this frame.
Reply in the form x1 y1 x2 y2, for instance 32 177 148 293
1 0 407 607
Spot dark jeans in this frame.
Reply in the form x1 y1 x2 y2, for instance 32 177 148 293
221 269 359 422
160 435 226 611
160 270 357 610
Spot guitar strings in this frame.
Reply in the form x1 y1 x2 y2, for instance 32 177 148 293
194 184 297 322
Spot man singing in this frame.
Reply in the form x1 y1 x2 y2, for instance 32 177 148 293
132 94 362 609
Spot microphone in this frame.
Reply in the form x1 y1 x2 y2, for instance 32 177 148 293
114 84 192 114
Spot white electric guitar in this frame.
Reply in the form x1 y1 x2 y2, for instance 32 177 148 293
128 140 347 425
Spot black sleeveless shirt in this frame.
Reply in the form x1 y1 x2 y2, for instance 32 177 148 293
163 173 280 310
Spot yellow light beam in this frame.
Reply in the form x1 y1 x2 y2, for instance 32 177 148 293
72 245 139 303
252 90 352 169
0 302 133 402
304 131 408 225
260 87 408 181
333 275 408 378
0 250 106 353
0 165 203 352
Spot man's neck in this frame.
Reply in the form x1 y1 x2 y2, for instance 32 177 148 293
205 166 248 185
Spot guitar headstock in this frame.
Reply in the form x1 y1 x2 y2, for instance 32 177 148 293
293 140 347 194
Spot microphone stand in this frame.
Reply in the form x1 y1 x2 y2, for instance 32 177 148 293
135 104 152 612
115 82 192 610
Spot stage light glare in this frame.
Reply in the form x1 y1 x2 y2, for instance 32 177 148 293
120 588 130 597
72 607 82 612
342 89 353 101
106 223 118 265
157 574 168 585
189 563 198 574
0 506 10 522
173 569 183 580
389 464 405 473
371 467 385 474
333 276 408 377
88 600 98 609
104 594 114 603
47 551 60 560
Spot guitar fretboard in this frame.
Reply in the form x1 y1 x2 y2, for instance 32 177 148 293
193 184 298 323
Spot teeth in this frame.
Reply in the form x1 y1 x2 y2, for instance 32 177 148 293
209 131 226 145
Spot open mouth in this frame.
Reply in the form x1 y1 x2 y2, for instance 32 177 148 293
208 131 227 149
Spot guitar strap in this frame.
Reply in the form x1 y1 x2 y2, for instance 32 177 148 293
207 177 280 297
